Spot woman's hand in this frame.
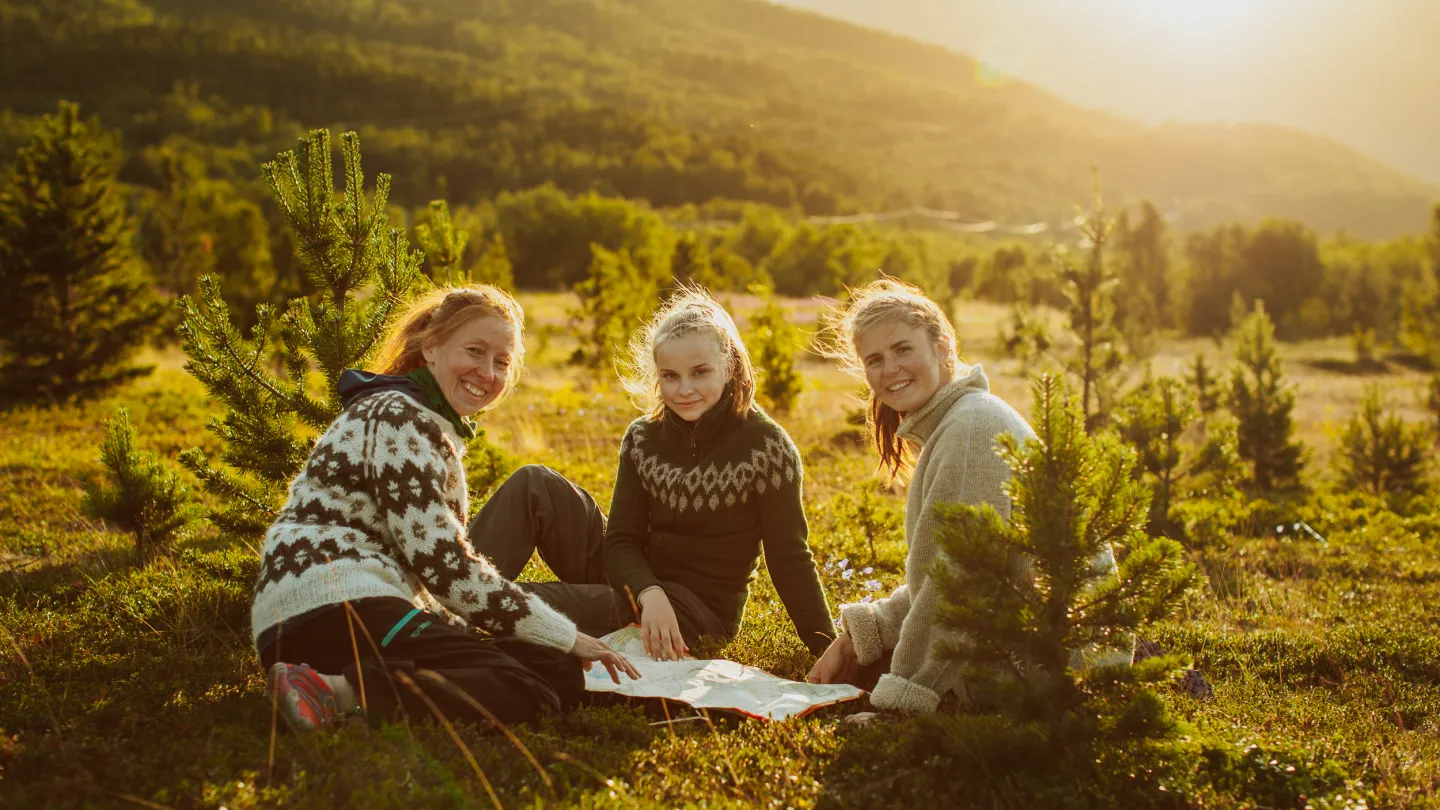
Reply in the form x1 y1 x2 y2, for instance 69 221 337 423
807 632 858 684
638 588 688 661
569 632 642 683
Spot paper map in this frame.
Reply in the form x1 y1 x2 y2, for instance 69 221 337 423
583 626 865 721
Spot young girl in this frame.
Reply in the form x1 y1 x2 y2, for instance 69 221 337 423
805 279 1129 714
470 287 835 660
257 285 637 733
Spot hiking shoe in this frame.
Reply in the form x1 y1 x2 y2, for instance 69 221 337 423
270 662 341 732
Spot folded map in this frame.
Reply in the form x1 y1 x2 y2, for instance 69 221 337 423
583 626 865 721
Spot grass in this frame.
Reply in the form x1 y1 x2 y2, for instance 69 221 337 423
2 294 1437 807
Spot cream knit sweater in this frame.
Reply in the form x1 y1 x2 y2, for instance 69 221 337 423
840 365 1126 714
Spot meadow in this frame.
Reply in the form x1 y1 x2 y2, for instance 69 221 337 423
3 293 1438 808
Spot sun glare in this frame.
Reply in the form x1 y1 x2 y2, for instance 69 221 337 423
1132 0 1256 43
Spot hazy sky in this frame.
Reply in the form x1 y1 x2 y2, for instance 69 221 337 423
775 0 1440 183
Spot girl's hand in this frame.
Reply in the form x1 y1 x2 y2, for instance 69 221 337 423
807 632 858 684
638 588 688 661
569 632 642 683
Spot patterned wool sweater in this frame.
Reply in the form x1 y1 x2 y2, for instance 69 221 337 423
250 381 577 653
838 366 1131 714
603 391 835 655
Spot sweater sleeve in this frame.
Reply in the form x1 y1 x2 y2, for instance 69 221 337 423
756 428 835 656
871 411 1017 714
602 424 662 602
366 397 577 652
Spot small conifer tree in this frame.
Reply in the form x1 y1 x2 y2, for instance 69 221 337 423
1336 384 1432 497
82 407 194 562
1057 181 1126 430
470 231 515 291
932 374 1195 721
569 245 667 369
0 102 165 400
176 130 423 535
413 199 469 285
1187 353 1221 419
1226 300 1304 492
744 288 803 414
1114 375 1244 540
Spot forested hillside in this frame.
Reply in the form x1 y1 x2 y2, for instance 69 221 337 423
1 0 1433 236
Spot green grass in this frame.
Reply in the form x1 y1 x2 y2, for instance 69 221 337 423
3 301 1439 807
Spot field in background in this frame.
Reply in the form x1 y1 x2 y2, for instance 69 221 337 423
2 293 1439 807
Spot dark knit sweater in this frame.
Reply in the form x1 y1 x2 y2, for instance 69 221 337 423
603 393 834 655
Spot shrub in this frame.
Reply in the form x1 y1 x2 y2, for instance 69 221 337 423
1226 300 1304 492
1335 384 1432 497
82 407 195 562
0 102 164 400
744 289 803 414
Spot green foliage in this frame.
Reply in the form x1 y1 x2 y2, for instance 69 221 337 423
1226 300 1305 493
1057 183 1126 429
0 101 165 401
1114 375 1245 543
1186 353 1221 418
1113 200 1172 341
81 407 195 562
1428 373 1440 435
568 245 668 369
1335 384 1432 498
496 185 675 289
827 486 903 564
932 373 1196 720
176 130 424 535
1179 223 1248 338
412 199 470 286
469 230 515 292
743 290 803 415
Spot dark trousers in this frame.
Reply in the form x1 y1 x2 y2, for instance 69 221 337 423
260 597 583 728
468 465 727 646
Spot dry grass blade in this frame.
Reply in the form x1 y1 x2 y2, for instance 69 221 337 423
393 670 504 810
553 751 628 796
417 668 556 796
110 792 176 810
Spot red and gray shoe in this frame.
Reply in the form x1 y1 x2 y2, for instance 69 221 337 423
269 662 341 732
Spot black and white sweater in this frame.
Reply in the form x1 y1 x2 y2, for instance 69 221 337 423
250 386 577 653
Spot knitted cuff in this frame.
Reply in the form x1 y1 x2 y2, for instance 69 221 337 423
870 673 941 714
839 602 884 666
516 601 580 652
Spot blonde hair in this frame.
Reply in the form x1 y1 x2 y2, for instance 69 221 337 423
821 278 961 481
371 284 526 408
620 284 756 421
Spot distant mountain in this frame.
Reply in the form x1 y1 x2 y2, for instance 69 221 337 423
2 0 1433 237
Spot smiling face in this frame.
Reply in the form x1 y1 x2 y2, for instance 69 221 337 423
421 313 517 417
654 332 731 423
853 318 954 415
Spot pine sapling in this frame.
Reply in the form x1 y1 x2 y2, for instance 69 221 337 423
82 407 195 562
1187 353 1221 419
1336 384 1432 497
932 374 1195 724
0 102 165 400
745 288 804 414
569 245 667 368
1057 179 1126 429
176 130 424 535
414 199 470 285
1115 375 1244 543
1226 300 1304 493
471 231 515 291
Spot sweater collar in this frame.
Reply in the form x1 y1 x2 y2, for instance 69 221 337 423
896 364 990 446
406 367 477 440
662 382 740 448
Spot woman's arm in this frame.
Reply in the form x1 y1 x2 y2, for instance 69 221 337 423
756 428 835 656
602 425 663 603
364 396 577 651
